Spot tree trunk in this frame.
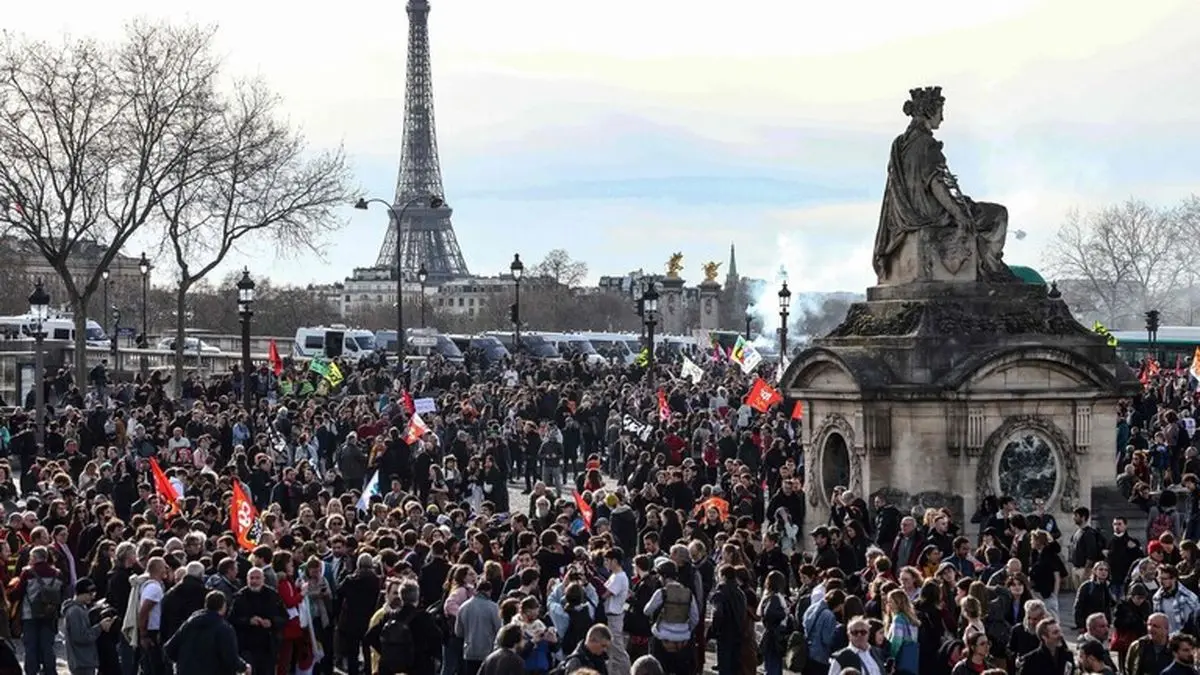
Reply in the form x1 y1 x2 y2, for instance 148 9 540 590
72 295 89 393
174 284 189 398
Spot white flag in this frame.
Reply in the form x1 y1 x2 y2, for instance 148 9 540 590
356 469 381 512
681 356 704 384
739 343 763 374
775 357 790 384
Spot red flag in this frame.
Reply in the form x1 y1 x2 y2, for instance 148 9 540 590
657 389 670 422
401 390 415 415
791 401 804 420
573 491 593 531
746 378 782 413
267 339 284 376
230 481 262 551
149 458 180 518
404 413 429 445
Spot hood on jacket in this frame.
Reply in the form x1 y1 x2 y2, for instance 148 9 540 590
183 609 225 631
61 598 87 615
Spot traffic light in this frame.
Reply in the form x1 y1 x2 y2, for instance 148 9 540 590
1145 309 1161 335
509 303 519 326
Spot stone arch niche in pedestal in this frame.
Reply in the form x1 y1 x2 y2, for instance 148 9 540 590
822 433 851 499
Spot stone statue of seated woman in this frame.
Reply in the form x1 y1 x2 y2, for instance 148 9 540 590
871 86 1017 286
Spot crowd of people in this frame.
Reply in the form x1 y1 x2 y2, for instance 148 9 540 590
0 345 1197 675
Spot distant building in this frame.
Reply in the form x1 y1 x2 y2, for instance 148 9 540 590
304 282 345 315
0 236 143 315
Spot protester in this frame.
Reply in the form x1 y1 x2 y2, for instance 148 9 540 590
9 341 1200 675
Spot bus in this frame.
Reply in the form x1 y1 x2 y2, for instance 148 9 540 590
1107 326 1200 368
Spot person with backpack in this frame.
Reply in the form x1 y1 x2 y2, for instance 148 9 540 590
9 545 66 675
364 578 441 675
1147 490 1185 543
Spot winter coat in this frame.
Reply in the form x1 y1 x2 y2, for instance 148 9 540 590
62 598 102 671
164 610 246 675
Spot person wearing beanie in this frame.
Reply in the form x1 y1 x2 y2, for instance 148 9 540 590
63 578 116 675
1112 583 1152 669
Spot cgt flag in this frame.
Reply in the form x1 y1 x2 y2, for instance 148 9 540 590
657 389 670 422
404 413 430 445
231 480 263 551
746 377 782 413
149 458 181 518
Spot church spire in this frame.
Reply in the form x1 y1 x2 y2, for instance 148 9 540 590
725 242 740 288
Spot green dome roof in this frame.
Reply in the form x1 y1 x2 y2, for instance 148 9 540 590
1009 265 1047 285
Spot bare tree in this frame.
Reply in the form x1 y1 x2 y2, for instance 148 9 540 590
0 22 224 385
154 77 354 390
1044 199 1186 328
531 249 588 288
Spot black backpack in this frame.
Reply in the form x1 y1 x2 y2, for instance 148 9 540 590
26 575 63 620
377 610 415 674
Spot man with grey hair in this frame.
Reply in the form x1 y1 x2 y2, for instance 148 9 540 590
364 577 443 675
161 561 210 644
338 553 383 675
107 541 140 675
13 544 64 675
229 566 286 675
631 655 664 675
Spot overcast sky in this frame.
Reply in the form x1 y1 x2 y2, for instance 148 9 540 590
8 0 1200 295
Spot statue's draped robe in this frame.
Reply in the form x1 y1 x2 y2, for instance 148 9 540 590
872 122 1010 281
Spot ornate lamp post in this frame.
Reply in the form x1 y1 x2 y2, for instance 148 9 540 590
778 281 792 359
354 195 444 354
101 268 110 325
643 284 660 388
110 306 121 374
237 268 256 410
417 263 428 328
138 253 151 346
29 280 49 448
510 253 524 351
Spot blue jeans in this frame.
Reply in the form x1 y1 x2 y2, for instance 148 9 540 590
21 618 55 675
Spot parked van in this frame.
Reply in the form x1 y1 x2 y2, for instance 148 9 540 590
0 313 107 346
375 329 464 363
484 332 562 360
580 332 641 365
536 333 606 365
447 334 510 367
293 325 377 361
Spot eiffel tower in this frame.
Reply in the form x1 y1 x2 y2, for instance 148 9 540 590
374 0 470 282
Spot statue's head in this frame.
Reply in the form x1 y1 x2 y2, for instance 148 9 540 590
903 86 945 130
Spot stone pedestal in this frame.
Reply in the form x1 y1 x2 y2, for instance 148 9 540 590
781 281 1140 538
698 280 722 331
658 277 686 335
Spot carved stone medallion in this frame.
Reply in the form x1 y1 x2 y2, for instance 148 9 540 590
975 414 1079 513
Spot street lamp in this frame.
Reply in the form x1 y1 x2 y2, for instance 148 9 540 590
101 268 110 326
510 253 524 351
110 306 121 374
744 313 752 340
28 280 49 449
417 263 428 328
138 253 150 346
778 281 792 359
642 284 659 389
354 195 445 355
237 268 256 410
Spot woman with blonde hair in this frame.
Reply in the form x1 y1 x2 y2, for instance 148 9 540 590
884 588 921 675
